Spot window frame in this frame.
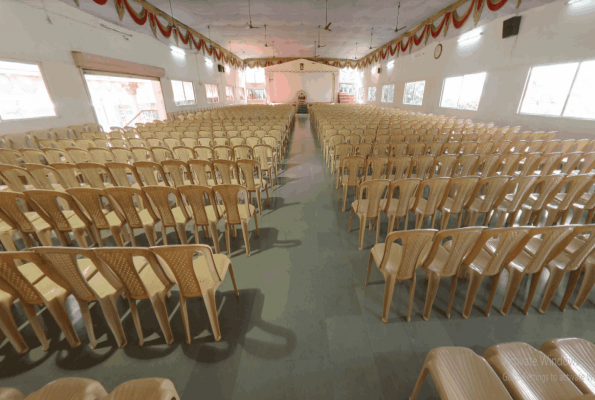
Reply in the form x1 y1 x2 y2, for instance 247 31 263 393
0 58 58 122
403 80 426 106
368 86 377 102
381 84 395 103
238 87 246 101
517 60 595 120
205 83 219 103
225 85 235 102
171 79 196 106
439 72 487 111
247 89 266 101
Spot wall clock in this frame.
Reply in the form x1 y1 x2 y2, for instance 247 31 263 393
434 44 443 59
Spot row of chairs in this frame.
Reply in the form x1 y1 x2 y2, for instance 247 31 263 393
0 245 238 354
366 224 595 324
410 338 595 400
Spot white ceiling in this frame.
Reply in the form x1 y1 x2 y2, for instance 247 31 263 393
68 0 558 60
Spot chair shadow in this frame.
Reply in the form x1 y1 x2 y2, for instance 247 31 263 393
227 227 301 258
262 196 300 215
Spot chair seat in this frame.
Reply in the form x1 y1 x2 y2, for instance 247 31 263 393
18 262 45 285
205 205 225 222
541 338 595 395
172 207 191 225
380 197 415 216
192 254 231 290
104 210 124 228
371 242 405 277
138 263 168 298
35 276 69 302
238 204 256 220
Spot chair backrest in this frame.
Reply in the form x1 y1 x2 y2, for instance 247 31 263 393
22 149 50 165
440 176 480 214
24 164 69 190
559 225 595 272
492 176 537 213
355 143 373 159
212 160 238 184
463 227 531 276
213 145 234 161
162 160 192 187
387 156 411 181
364 157 388 181
516 225 576 275
339 156 365 186
413 177 450 215
178 185 220 227
134 161 169 187
380 230 437 280
77 163 115 189
105 162 142 188
237 159 263 191
525 174 565 211
67 187 123 230
390 143 408 157
188 160 214 186
547 174 592 212
0 191 50 234
421 227 485 277
430 155 457 178
142 186 188 228
213 184 250 225
466 176 511 213
172 146 194 163
104 187 159 229
253 145 274 169
410 155 435 180
65 148 95 163
0 164 40 192
26 189 93 233
151 245 221 297
234 145 253 161
354 179 390 218
384 178 421 218
151 147 174 163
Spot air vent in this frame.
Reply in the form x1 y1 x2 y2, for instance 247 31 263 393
217 64 225 73
503 16 522 39
377 67 382 74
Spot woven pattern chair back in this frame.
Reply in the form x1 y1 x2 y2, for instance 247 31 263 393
423 227 485 277
188 160 214 186
178 185 218 226
213 184 249 225
382 230 437 279
356 179 390 218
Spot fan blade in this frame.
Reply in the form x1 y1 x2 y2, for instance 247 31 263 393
395 26 407 33
251 26 260 29
325 22 331 29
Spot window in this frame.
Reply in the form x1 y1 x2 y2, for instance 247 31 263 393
440 72 487 111
381 84 395 103
171 80 195 106
0 60 56 120
368 87 377 102
205 84 219 103
245 67 265 84
339 83 356 94
358 87 364 102
226 86 234 102
238 87 246 101
247 89 266 100
519 60 595 119
340 68 359 84
403 81 426 106
84 73 167 131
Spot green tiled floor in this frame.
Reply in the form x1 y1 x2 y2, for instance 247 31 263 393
2 115 595 399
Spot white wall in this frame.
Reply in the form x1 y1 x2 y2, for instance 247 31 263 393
0 0 246 136
362 0 595 139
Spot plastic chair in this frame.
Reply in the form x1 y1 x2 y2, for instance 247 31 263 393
421 227 485 320
0 192 54 247
412 177 450 229
363 156 388 181
106 162 142 188
134 161 169 187
151 244 238 343
365 229 437 322
337 156 365 212
77 163 116 189
254 144 278 187
438 176 480 230
0 164 41 192
409 347 513 400
23 164 69 191
104 187 160 246
103 378 180 400
381 178 420 233
544 174 591 226
387 156 411 181
142 186 190 245
430 155 457 178
540 338 595 395
93 247 175 346
459 227 531 318
237 159 270 217
464 176 511 226
349 179 390 250
162 160 193 187
25 377 108 400
213 184 259 257
409 155 435 180
518 175 565 225
188 160 216 187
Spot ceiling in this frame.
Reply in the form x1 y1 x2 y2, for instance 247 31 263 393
148 0 459 59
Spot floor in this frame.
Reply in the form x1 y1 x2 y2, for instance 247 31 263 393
3 114 595 399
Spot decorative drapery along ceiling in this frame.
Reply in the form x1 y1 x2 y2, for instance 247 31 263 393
72 0 521 71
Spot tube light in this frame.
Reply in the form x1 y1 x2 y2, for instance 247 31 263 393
205 58 214 67
458 30 483 43
170 45 185 56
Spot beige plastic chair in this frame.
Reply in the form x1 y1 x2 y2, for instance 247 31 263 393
25 377 108 400
0 191 54 246
330 143 352 175
464 176 511 226
135 161 169 187
233 144 253 161
25 189 97 247
381 178 420 233
142 186 190 245
430 154 457 178
489 176 537 227
94 247 175 346
438 176 480 230
409 347 513 400
254 144 278 187
212 160 239 185
0 164 41 192
364 156 388 181
237 159 270 217
484 342 581 400
337 156 365 211
188 160 216 186
366 229 437 322
452 155 479 178
412 177 450 229
106 162 142 188
386 156 411 181
540 338 595 395
77 163 116 189
67 187 127 247
151 244 238 343
409 155 435 180
421 227 485 320
544 174 591 226
354 142 373 159
105 187 160 246
34 247 129 349
349 179 390 250
103 378 180 400
459 227 531 319
178 185 224 253
213 184 259 257
161 160 193 187
519 175 565 225
23 164 69 191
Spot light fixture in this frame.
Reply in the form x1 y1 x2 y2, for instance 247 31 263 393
387 60 395 68
411 52 425 58
205 58 213 67
566 0 589 4
170 45 185 56
458 29 483 43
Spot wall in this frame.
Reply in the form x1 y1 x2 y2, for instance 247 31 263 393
0 0 247 136
362 0 595 139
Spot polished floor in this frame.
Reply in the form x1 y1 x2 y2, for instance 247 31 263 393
2 115 595 399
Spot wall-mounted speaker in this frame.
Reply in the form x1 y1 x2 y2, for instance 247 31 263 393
377 67 382 74
217 64 225 73
503 16 522 39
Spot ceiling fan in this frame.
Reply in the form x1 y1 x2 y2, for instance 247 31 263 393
313 41 320 58
317 26 326 48
353 41 358 60
246 0 260 29
394 2 407 33
369 27 377 49
264 24 269 46
324 0 332 31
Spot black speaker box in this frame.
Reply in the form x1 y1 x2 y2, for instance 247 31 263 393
503 16 522 39
217 64 225 73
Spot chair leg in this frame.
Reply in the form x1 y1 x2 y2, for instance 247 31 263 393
73 229 89 248
381 275 396 323
409 365 429 400
366 252 373 286
47 297 81 348
462 270 483 319
407 274 417 322
161 226 168 245
446 275 458 319
128 298 144 346
110 226 124 247
179 296 192 344
17 304 48 352
423 271 440 321
77 300 97 349
254 213 259 236
240 220 250 257
144 225 157 246
560 268 582 311
524 269 542 315
177 223 188 245
440 211 450 230
342 185 348 212
456 213 463 229
203 289 222 342
224 223 231 256
209 222 220 254
485 271 502 317
228 264 239 297
358 216 366 251
265 184 270 206
415 214 424 230
538 267 565 314
500 269 524 316
0 300 28 354
375 215 381 245
256 190 263 217
98 295 127 348
404 213 409 231
149 292 174 346
573 264 595 310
